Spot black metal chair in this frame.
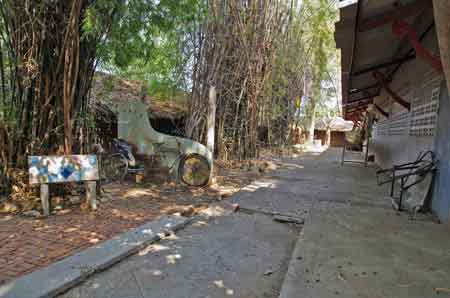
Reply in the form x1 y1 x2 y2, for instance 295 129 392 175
376 151 437 211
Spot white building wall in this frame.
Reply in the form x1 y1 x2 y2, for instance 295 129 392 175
371 30 444 169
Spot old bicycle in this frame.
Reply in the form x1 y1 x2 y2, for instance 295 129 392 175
100 138 210 187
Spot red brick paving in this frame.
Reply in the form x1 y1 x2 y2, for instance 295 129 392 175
0 163 262 285
0 171 255 285
0 185 191 285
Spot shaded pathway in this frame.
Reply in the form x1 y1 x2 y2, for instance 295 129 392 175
59 212 299 298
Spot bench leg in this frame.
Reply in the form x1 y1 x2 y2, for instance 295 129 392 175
136 171 144 184
398 177 405 211
86 181 97 211
364 139 370 167
390 172 396 197
41 184 50 217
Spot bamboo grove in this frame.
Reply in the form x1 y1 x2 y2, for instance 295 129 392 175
0 0 198 191
0 0 339 192
186 0 288 159
186 0 338 160
0 1 103 191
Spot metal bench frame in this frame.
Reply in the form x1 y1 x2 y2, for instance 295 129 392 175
376 151 437 211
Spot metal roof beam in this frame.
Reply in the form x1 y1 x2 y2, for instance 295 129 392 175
374 104 390 118
352 53 416 76
347 92 378 104
392 19 443 72
347 106 368 113
385 22 434 81
348 1 362 96
349 83 380 94
372 71 411 110
359 0 431 32
344 97 374 107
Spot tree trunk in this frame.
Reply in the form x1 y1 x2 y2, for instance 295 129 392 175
307 99 316 144
305 71 315 145
187 0 287 160
433 0 450 97
0 0 101 162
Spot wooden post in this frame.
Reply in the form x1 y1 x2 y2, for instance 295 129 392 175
364 113 373 167
433 0 450 97
40 184 50 217
207 86 216 178
86 181 97 211
325 128 331 146
364 135 370 167
341 142 346 166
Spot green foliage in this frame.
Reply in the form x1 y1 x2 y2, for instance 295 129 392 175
83 0 204 101
306 0 338 95
85 0 202 70
264 0 339 144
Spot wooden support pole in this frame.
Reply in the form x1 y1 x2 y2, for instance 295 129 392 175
325 128 331 146
86 181 97 211
207 86 216 180
373 71 411 110
40 184 50 217
433 0 450 97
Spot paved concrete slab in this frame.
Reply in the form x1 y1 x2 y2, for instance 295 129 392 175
232 150 390 218
279 206 450 298
278 149 450 298
0 216 190 298
58 213 299 298
231 180 315 218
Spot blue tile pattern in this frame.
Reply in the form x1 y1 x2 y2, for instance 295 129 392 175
28 155 99 184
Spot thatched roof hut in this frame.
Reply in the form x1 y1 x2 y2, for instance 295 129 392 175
314 117 354 147
90 73 188 138
315 117 354 132
91 73 187 120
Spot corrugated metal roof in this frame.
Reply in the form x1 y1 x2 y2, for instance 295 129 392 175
335 0 434 119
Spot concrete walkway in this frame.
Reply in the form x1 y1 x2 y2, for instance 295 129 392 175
279 202 450 298
59 212 298 298
278 150 450 298
58 148 450 298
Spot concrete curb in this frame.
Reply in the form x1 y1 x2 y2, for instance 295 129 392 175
0 215 192 298
278 210 314 298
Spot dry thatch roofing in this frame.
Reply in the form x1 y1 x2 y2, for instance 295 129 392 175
315 117 354 132
91 73 187 120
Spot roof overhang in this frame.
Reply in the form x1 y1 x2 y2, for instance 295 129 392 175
335 0 435 120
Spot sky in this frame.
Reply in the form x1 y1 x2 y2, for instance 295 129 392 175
338 0 357 8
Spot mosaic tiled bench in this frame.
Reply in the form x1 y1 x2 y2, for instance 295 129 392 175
28 155 99 216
